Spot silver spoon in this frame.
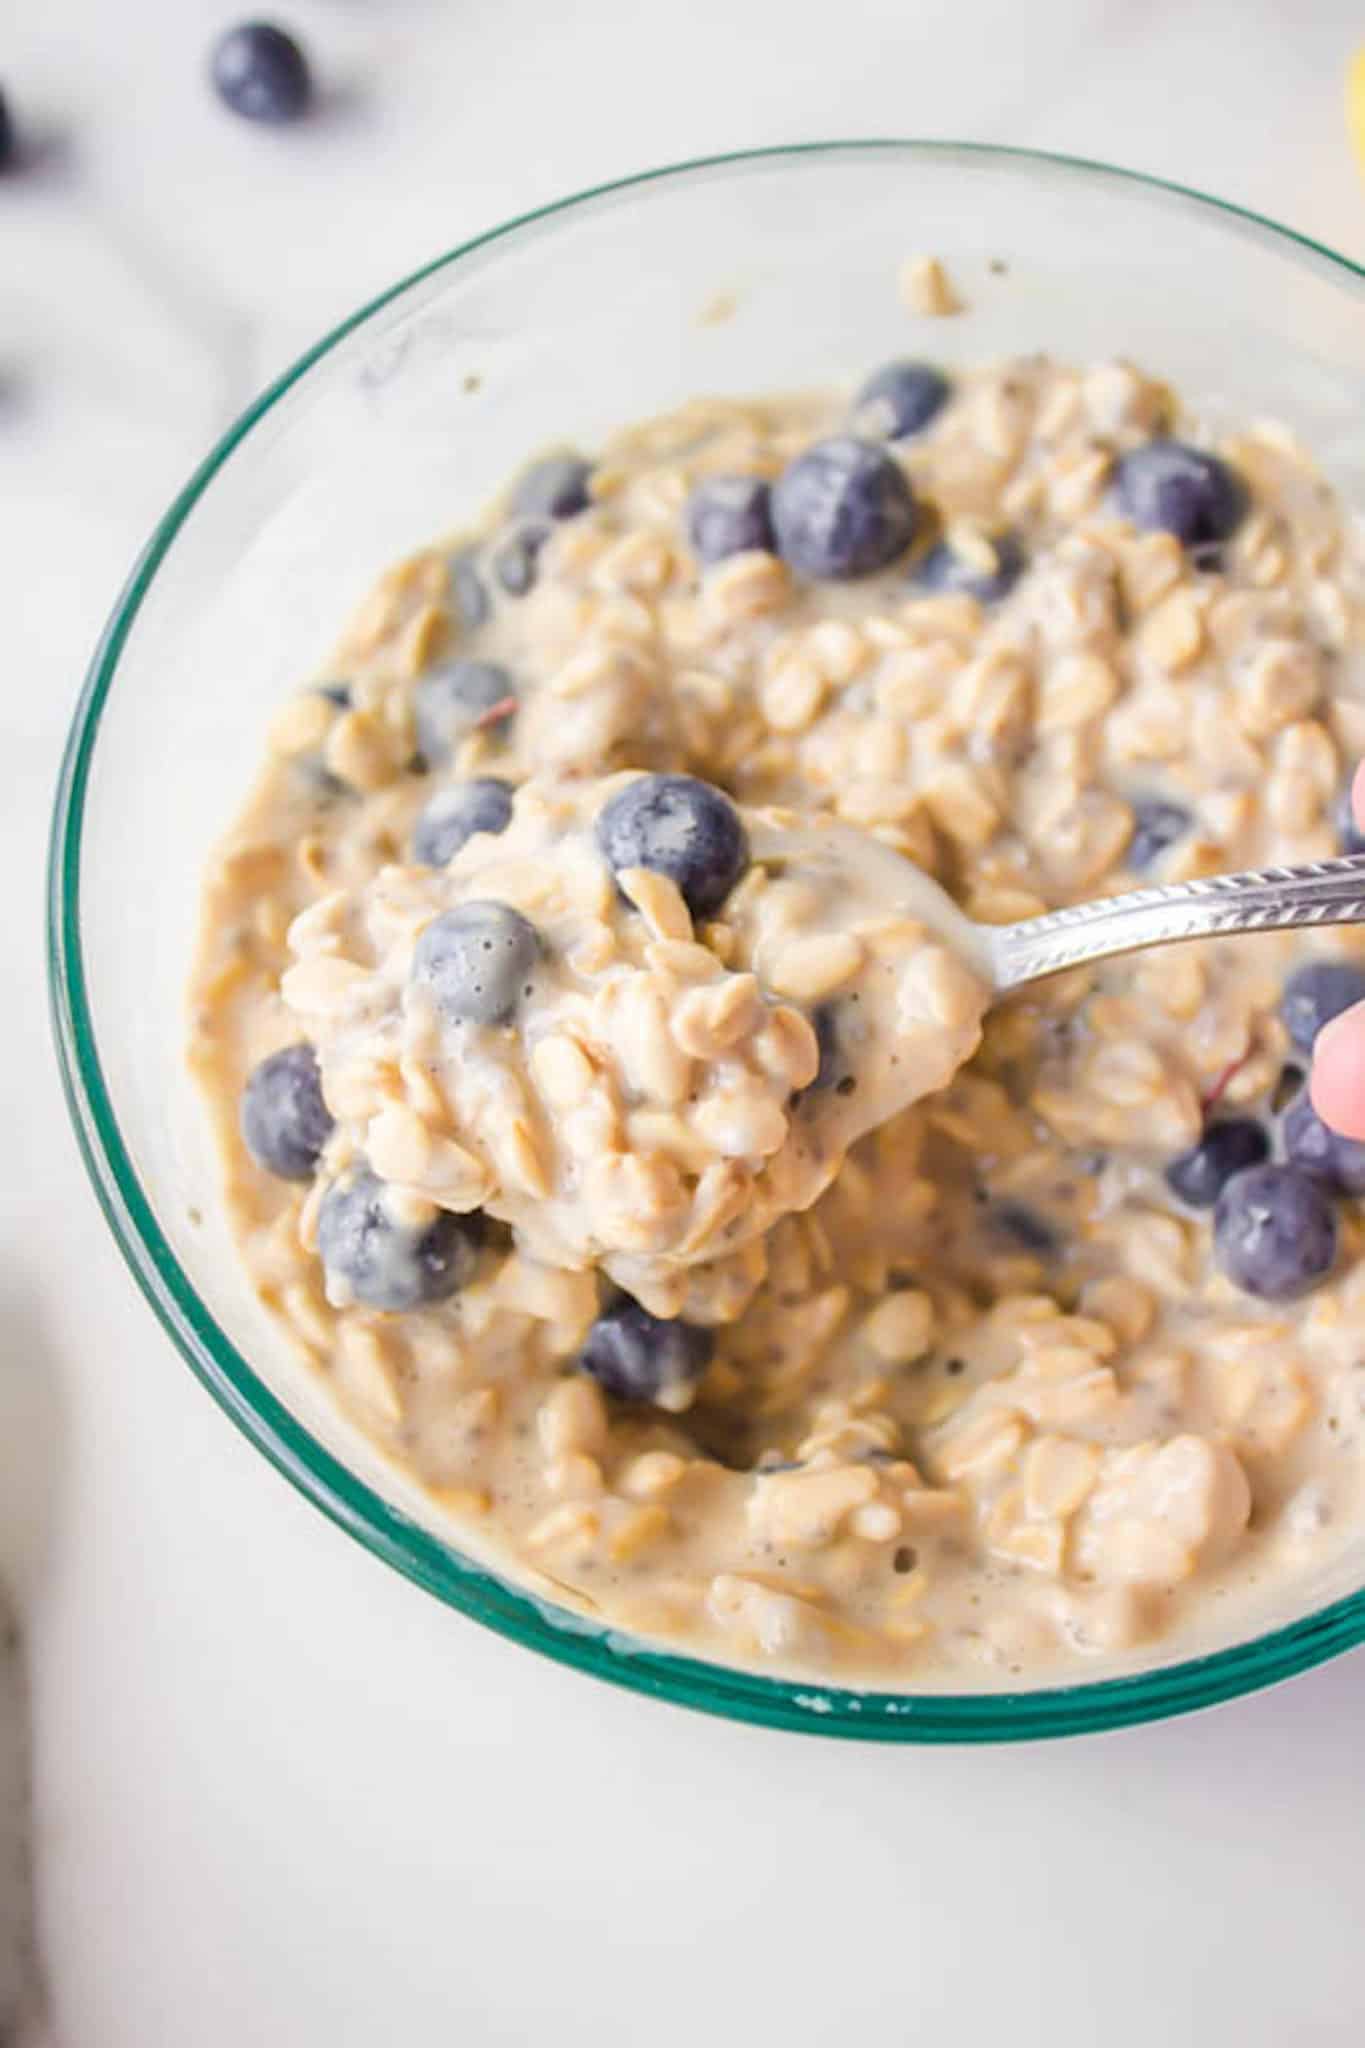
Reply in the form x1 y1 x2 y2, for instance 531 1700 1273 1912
752 821 1365 996
984 851 1365 992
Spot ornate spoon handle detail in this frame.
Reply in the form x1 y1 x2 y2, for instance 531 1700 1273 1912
988 854 1365 992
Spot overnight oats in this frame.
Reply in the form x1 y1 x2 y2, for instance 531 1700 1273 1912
189 347 1365 1684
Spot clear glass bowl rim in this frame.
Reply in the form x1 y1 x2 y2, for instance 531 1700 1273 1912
47 138 1365 1741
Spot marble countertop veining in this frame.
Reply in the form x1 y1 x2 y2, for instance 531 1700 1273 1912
8 2 1365 2043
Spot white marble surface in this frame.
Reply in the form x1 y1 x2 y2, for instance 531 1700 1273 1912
9 2 1365 2042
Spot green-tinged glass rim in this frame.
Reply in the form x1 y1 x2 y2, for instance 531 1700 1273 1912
47 140 1365 1740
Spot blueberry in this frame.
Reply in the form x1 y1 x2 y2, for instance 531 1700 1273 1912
1164 1118 1268 1209
1213 1163 1337 1301
1332 782 1365 857
411 778 514 867
317 1168 482 1312
912 530 1024 604
240 1043 334 1180
1127 797 1192 871
491 522 551 596
596 773 748 919
686 476 774 564
851 361 950 440
510 454 593 522
450 547 489 630
1113 439 1246 553
0 87 16 171
413 659 516 766
1280 959 1365 1053
577 1298 714 1407
1282 1091 1365 1197
411 901 540 1025
315 680 352 709
771 437 918 580
210 21 312 123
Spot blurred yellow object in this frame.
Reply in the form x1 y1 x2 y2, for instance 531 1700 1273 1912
1348 46 1365 172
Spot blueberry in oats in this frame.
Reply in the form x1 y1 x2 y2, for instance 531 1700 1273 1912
1282 1090 1365 1197
771 437 918 579
318 1168 481 1311
1165 1118 1268 1209
596 773 748 918
240 1044 333 1180
411 778 514 868
510 453 593 522
414 660 516 765
491 523 551 596
1127 798 1192 871
411 902 541 1025
912 529 1024 604
578 1298 714 1408
1281 960 1365 1053
851 361 950 440
1214 1163 1337 1301
449 547 490 630
686 476 774 564
1113 439 1246 551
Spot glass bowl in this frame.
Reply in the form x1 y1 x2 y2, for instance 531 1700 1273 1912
49 141 1365 1741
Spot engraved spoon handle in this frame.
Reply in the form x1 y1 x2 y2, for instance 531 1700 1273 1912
988 854 1365 992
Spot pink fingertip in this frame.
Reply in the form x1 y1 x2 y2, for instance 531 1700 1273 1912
1310 1002 1365 1139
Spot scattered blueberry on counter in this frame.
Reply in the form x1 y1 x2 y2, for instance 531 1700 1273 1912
1112 439 1246 553
1213 1162 1337 1301
0 86 16 171
577 1297 715 1406
240 1042 334 1180
851 361 950 440
596 773 748 918
912 529 1024 604
1165 1117 1268 1209
1280 959 1365 1053
1282 1090 1365 1196
686 476 774 564
771 437 918 580
414 658 516 766
318 1168 482 1311
411 777 514 868
411 901 541 1025
1126 797 1192 871
210 21 312 124
510 454 593 522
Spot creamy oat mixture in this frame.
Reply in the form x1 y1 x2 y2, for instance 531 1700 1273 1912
191 349 1365 1684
